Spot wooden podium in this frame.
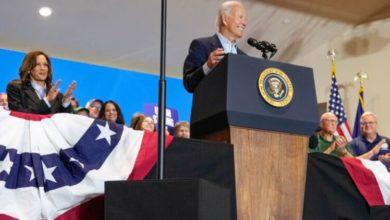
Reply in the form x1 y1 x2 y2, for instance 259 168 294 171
190 54 319 219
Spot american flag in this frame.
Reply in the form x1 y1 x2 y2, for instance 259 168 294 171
0 107 172 220
328 61 352 141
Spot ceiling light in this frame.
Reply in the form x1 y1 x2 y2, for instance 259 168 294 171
39 7 52 17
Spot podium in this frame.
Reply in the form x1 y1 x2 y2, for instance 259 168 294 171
191 54 319 219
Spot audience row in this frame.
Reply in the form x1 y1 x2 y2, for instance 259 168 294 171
1 51 190 138
309 111 390 166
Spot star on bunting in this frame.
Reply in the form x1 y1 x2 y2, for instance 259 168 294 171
42 162 57 183
96 122 116 145
0 153 13 175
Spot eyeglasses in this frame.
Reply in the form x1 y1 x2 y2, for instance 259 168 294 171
91 105 101 111
360 121 376 126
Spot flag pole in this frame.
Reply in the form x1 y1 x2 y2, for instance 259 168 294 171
326 48 353 141
327 49 336 73
354 72 368 88
352 71 368 138
354 71 368 109
157 0 167 180
327 49 336 62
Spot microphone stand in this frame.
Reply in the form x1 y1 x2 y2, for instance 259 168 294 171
261 50 268 60
157 0 167 180
257 42 269 60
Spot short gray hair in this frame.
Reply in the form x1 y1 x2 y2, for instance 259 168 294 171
360 111 377 122
320 112 337 122
216 1 243 30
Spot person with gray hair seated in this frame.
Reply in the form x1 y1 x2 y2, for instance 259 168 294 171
183 1 248 93
309 112 354 157
350 112 390 162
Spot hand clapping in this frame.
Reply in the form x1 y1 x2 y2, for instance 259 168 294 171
334 136 349 156
371 139 386 156
63 81 77 103
335 136 348 149
46 80 77 104
46 80 61 102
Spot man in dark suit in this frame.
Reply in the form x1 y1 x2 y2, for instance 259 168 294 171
183 1 248 93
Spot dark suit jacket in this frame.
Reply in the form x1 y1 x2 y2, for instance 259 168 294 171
183 34 246 93
6 79 71 114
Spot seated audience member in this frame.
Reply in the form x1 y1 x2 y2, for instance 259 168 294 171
98 100 125 125
6 51 76 114
309 112 354 157
86 99 103 118
350 112 390 162
0 93 8 109
174 121 190 138
132 115 155 132
74 107 89 117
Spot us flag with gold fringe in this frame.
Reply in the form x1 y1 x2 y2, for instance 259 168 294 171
328 62 352 141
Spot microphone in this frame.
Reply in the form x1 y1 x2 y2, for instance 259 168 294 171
247 37 278 59
268 43 278 58
247 38 265 51
247 37 257 47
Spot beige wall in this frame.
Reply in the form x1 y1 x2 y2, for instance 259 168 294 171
292 19 390 136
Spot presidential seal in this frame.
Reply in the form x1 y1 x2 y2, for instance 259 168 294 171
258 67 293 107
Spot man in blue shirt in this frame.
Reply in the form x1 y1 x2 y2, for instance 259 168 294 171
349 112 390 162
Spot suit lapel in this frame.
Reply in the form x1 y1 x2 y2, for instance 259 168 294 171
210 34 223 51
22 83 42 105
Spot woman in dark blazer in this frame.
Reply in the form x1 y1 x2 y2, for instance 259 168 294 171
6 51 76 114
